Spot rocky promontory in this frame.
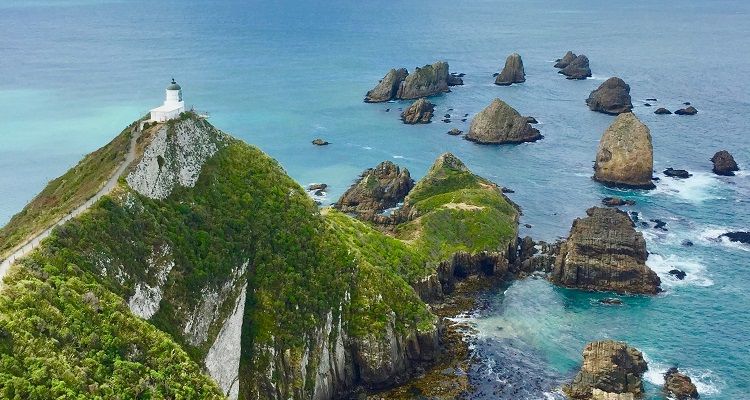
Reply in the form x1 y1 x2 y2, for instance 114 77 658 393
495 53 526 85
664 367 700 399
560 54 591 80
586 77 634 115
334 161 414 220
564 340 648 400
401 98 435 124
593 112 655 189
552 207 661 294
465 98 542 144
711 150 739 176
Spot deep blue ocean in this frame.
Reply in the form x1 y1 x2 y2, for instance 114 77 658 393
1 1 748 398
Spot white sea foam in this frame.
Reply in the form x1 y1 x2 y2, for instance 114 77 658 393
651 171 723 203
646 253 713 287
392 155 404 159
642 353 723 396
698 227 750 252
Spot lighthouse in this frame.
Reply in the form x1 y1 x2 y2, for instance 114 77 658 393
149 78 186 122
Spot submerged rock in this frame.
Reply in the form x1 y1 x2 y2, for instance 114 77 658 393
447 73 464 86
334 161 414 220
465 98 542 144
565 340 648 400
364 68 409 102
554 51 577 69
711 150 739 176
586 77 634 115
551 207 661 294
495 53 526 85
602 197 636 207
401 98 435 124
664 367 700 399
312 138 330 146
654 107 672 115
560 54 592 80
397 61 451 100
593 112 655 189
669 269 687 280
664 168 691 178
599 297 623 305
674 106 698 115
447 128 463 136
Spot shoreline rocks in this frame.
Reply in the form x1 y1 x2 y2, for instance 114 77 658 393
664 367 700 399
495 53 526 85
465 98 542 144
711 150 739 176
334 161 414 221
401 98 435 124
551 207 661 295
586 77 634 115
564 340 648 400
593 112 655 189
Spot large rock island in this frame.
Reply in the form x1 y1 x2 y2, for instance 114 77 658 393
551 207 661 294
364 61 461 102
593 112 655 189
465 98 542 144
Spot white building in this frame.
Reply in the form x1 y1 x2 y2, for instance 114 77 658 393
150 79 185 122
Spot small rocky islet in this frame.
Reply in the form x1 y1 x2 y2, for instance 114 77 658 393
464 98 542 144
494 52 526 85
364 60 462 103
554 50 592 79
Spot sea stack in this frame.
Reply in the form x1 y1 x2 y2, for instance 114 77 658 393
364 68 409 103
586 77 633 114
711 150 739 176
554 51 577 69
593 112 655 189
552 207 661 294
334 161 414 220
494 53 526 85
664 367 700 400
559 54 591 79
396 61 451 100
465 98 542 144
401 98 435 124
564 340 648 400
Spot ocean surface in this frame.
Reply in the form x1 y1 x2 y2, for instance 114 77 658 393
1 0 749 398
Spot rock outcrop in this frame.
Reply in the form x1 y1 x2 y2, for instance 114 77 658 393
312 138 330 146
720 231 750 244
593 112 655 189
401 98 435 124
654 107 672 115
552 207 661 294
674 106 698 115
664 367 700 399
711 150 739 176
447 128 462 136
364 68 409 102
564 340 648 400
664 168 691 179
560 54 592 80
397 61 451 100
495 53 526 85
465 98 542 144
586 77 634 115
334 161 414 220
554 51 577 69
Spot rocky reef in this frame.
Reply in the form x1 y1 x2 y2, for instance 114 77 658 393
401 98 435 124
552 207 661 294
586 77 634 115
465 98 542 144
664 367 700 399
364 61 457 102
334 160 414 220
593 112 655 189
564 340 648 400
495 53 526 85
711 150 739 176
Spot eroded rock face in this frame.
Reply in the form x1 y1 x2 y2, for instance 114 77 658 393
560 54 592 80
401 98 435 124
334 161 414 220
205 286 247 400
396 61 451 100
552 207 661 294
565 340 648 400
554 51 577 68
465 98 542 144
593 112 655 189
586 77 634 115
495 53 526 85
711 150 739 176
664 367 700 400
364 68 409 103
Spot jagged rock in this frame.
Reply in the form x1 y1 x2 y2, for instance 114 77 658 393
312 138 330 146
447 128 462 136
664 367 700 399
334 161 414 220
554 51 577 68
364 68 409 102
593 113 655 189
711 150 739 176
551 207 661 294
586 77 634 115
560 54 592 80
495 53 526 85
465 99 542 144
401 98 435 124
308 183 328 191
650 219 668 231
675 106 698 115
397 61 451 100
602 197 636 207
654 107 672 115
565 340 648 400
669 269 687 280
664 168 691 179
720 231 750 244
447 73 464 86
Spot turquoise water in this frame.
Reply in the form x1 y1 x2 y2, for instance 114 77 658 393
1 1 748 398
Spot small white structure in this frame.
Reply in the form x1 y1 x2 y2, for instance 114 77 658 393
150 78 185 122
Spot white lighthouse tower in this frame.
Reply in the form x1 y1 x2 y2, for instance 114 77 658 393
149 78 186 122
